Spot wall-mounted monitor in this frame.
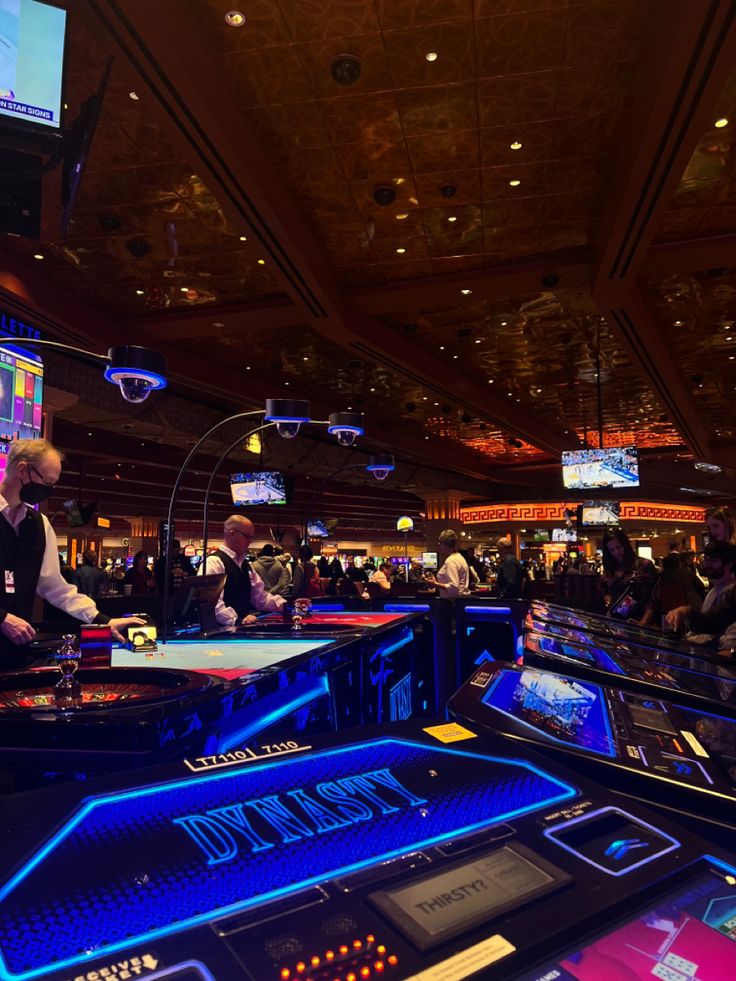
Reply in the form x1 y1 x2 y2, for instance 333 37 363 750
562 445 639 490
580 501 620 526
533 529 550 542
306 519 329 538
230 471 286 506
0 341 43 482
0 0 67 133
551 528 577 543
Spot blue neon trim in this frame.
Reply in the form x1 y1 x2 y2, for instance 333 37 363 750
217 675 330 753
366 464 395 472
704 854 736 876
483 669 617 758
385 603 430 612
464 606 513 615
264 414 311 423
103 366 167 390
543 806 680 876
327 424 364 436
309 603 346 611
0 737 576 981
144 962 215 981
376 628 413 659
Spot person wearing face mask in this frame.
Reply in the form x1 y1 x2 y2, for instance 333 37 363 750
0 439 144 667
666 541 736 653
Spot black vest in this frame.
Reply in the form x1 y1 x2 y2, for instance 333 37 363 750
216 549 252 619
0 508 46 621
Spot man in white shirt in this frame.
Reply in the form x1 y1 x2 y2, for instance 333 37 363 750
424 529 469 599
203 514 286 627
0 439 144 667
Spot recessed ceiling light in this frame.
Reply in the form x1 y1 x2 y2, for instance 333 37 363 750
673 320 683 326
395 213 409 220
715 117 729 128
439 345 445 350
303 356 309 361
128 91 139 101
500 320 508 326
727 336 733 341
245 365 252 370
475 339 481 344
239 235 247 241
396 247 406 254
434 402 439 406
225 10 246 27
87 432 93 436
425 51 439 62
180 286 189 292
510 141 522 150
370 387 376 392
448 216 457 222
33 253 44 260
422 396 428 400
487 379 494 384
460 288 472 295
284 381 290 386
257 258 265 264
509 179 521 187
213 321 224 327
730 356 735 360
135 289 145 295
452 355 458 359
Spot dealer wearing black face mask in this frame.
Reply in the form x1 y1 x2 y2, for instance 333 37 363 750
0 439 144 666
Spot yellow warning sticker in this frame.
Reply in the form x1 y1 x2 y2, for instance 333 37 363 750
404 934 515 980
423 723 478 744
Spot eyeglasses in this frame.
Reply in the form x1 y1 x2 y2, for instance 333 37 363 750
28 464 57 488
229 528 253 540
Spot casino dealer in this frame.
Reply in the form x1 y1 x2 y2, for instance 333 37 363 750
0 439 144 667
203 514 287 626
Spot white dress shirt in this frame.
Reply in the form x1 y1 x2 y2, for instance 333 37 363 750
437 551 470 599
203 545 286 626
0 495 101 622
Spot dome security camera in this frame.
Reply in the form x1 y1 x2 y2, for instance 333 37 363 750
104 346 167 403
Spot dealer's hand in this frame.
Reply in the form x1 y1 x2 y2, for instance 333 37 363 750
241 614 258 625
0 613 36 645
109 616 146 643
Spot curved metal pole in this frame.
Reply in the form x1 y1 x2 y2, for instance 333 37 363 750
161 410 264 642
201 422 275 564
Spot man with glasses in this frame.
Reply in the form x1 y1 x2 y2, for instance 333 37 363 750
0 438 144 666
203 513 286 627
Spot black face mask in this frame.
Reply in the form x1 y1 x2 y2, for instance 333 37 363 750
19 467 54 505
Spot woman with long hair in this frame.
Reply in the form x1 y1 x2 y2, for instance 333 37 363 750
706 507 736 545
601 528 658 624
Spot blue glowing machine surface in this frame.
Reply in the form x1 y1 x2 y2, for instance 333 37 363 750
522 629 736 719
450 661 736 836
1 722 735 981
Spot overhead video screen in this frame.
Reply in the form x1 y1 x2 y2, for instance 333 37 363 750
0 342 43 482
0 0 67 130
230 471 286 506
580 501 620 526
562 446 639 490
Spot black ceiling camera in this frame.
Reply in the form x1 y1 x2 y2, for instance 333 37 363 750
373 185 396 206
439 184 457 198
330 55 362 86
541 274 560 288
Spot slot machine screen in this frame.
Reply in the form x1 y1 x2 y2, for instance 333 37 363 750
0 342 43 481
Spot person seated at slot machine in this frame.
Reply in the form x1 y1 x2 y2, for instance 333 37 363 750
202 514 286 627
423 529 470 599
665 541 736 654
370 562 392 594
0 439 144 667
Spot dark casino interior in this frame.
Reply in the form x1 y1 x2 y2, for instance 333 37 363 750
2 3 736 981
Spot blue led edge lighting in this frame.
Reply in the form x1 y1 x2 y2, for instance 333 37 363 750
385 603 430 612
217 675 330 753
464 606 513 615
264 414 311 423
0 738 577 981
376 628 414 659
482 670 617 758
103 366 167 390
543 807 680 877
705 854 736 877
366 464 395 472
327 424 364 436
144 962 216 981
310 603 346 611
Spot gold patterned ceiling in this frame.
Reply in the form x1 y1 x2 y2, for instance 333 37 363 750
1 0 735 501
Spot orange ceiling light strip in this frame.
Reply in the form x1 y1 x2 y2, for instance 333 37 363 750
459 503 707 524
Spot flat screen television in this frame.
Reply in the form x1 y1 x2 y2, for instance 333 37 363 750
580 501 620 526
0 0 67 133
0 342 43 481
306 519 329 538
551 527 577 543
562 445 639 490
230 471 286 506
533 529 550 542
